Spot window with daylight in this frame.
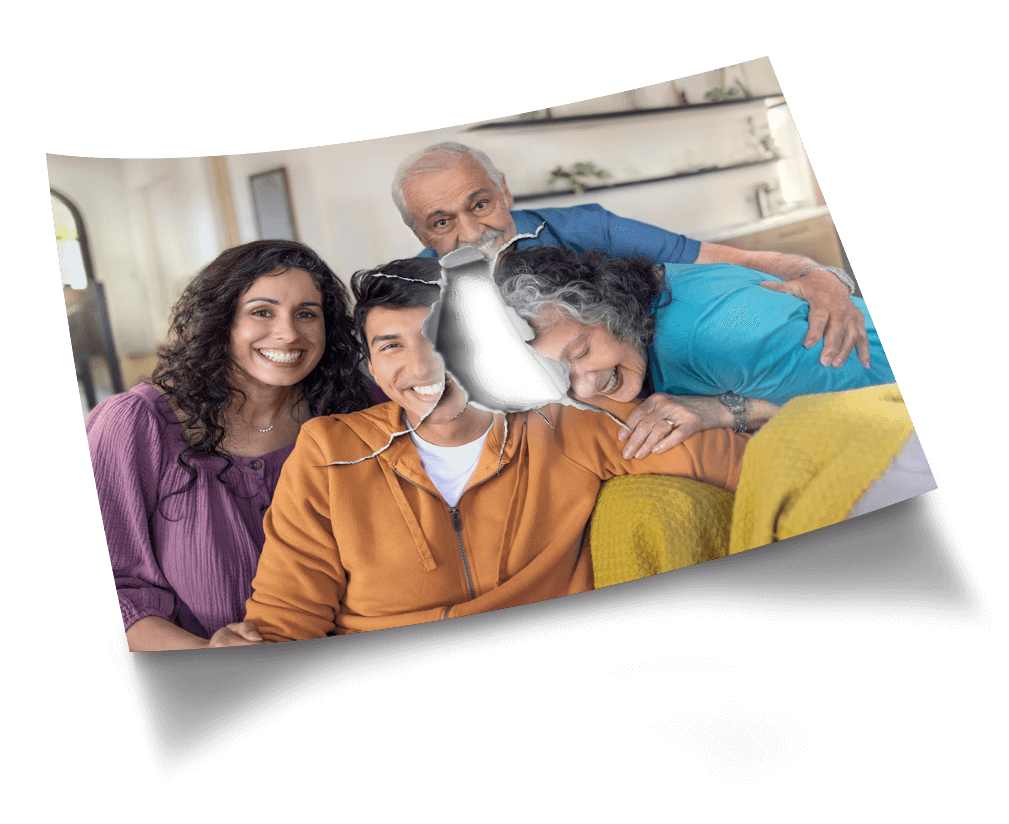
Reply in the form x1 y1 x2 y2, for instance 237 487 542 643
52 191 90 289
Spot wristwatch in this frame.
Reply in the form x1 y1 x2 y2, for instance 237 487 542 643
800 263 856 296
719 391 748 433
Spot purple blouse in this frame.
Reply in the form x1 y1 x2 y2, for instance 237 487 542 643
86 383 300 639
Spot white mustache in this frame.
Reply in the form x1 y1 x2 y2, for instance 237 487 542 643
456 228 504 256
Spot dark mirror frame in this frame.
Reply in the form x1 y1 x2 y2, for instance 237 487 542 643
53 188 125 410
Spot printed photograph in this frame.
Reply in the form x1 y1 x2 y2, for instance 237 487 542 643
57 57 976 778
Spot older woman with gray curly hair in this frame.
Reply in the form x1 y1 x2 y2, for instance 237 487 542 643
495 245 896 460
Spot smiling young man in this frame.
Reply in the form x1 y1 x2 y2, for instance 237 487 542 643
365 304 494 448
243 258 750 641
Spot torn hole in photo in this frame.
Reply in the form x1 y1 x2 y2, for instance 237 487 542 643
423 245 631 429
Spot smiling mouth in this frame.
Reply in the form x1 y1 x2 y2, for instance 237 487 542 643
257 349 304 364
456 229 505 258
410 376 446 398
601 367 618 394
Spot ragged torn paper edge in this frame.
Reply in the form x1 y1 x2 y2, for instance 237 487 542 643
318 221 629 472
320 393 510 475
429 238 633 431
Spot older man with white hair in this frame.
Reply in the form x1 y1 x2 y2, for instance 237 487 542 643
392 141 868 372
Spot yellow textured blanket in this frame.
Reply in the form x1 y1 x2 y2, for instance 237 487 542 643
590 476 735 588
729 382 915 553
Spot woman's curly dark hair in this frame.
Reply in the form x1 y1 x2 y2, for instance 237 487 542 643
151 240 373 498
494 246 671 350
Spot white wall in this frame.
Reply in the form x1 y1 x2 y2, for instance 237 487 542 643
223 125 463 282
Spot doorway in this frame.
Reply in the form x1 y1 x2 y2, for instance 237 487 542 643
53 189 124 414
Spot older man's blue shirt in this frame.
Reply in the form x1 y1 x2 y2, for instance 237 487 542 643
649 263 895 406
416 204 702 263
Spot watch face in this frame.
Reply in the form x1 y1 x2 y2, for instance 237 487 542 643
721 391 743 407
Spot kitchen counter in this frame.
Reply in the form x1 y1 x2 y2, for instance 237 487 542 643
696 205 831 243
694 204 850 284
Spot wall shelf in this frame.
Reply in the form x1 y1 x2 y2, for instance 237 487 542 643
469 94 785 131
512 156 780 204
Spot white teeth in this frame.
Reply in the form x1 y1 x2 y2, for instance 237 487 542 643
601 367 618 394
258 349 303 364
412 379 445 396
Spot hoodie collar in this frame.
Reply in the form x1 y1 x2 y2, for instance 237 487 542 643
328 401 532 490
322 401 544 576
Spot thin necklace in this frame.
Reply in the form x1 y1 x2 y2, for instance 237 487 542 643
235 398 288 434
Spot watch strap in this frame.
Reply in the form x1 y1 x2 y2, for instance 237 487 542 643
799 263 856 296
719 391 748 433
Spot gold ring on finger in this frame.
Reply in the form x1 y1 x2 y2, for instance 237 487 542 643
664 418 676 429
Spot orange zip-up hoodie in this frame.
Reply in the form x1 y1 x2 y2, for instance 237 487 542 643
245 400 749 641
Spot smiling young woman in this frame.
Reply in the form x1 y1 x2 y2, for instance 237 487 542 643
85 240 374 651
222 266 329 457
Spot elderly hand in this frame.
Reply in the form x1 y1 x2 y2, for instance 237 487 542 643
759 268 869 368
618 393 732 460
206 620 267 648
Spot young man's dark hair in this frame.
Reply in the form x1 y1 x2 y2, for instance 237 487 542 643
351 258 442 352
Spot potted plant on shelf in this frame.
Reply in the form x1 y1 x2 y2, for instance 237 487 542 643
547 162 613 194
703 80 751 103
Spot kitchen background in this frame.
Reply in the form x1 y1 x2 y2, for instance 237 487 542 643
48 56 851 416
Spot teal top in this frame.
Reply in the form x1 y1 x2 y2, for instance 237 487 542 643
648 263 895 406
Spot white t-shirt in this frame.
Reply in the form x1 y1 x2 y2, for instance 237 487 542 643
409 421 493 506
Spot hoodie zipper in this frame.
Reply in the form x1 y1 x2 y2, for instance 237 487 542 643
449 506 476 601
390 418 527 619
391 469 478 605
436 425 525 607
